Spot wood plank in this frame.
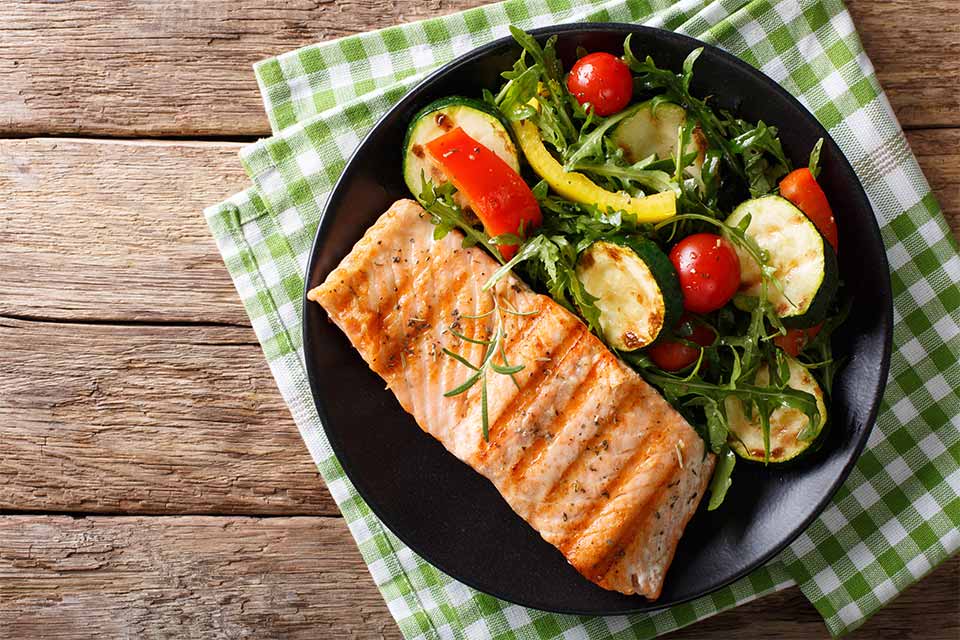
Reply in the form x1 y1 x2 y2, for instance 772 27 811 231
847 0 960 129
0 0 955 137
2 130 957 325
0 516 401 640
0 138 251 325
0 0 487 138
0 317 336 516
0 515 955 639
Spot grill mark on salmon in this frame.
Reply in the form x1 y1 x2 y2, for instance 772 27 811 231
410 252 466 427
477 328 595 499
548 390 651 554
501 328 591 483
377 236 416 375
589 450 683 581
495 347 620 529
566 427 671 566
473 318 585 464
308 199 714 599
535 366 635 508
380 241 456 375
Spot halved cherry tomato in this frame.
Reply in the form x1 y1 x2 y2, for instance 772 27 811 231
566 52 633 116
425 127 541 260
780 168 838 251
647 314 715 371
774 324 823 357
669 233 741 313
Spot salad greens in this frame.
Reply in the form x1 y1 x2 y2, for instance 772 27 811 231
416 27 845 509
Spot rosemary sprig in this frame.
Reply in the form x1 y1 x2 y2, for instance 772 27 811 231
442 292 535 440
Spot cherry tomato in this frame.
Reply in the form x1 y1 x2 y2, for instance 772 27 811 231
780 168 838 252
774 324 823 357
647 315 715 371
669 233 741 313
566 52 633 116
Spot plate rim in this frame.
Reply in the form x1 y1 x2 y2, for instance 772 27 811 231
302 21 893 614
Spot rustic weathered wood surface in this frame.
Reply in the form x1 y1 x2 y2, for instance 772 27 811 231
0 316 335 515
1 516 956 640
1 1 957 638
0 0 956 137
0 139 251 325
0 516 401 640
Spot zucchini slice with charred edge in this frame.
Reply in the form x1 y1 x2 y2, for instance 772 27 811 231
726 195 839 328
403 97 519 204
725 356 827 463
610 100 708 178
575 238 683 351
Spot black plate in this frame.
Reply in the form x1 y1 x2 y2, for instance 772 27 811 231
303 24 892 614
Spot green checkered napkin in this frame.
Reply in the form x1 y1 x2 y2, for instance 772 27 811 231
205 0 960 636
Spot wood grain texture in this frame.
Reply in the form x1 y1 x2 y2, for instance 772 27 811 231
0 316 336 516
0 516 400 640
0 0 955 138
0 515 955 640
0 138 251 325
669 554 960 640
846 0 960 129
0 0 488 138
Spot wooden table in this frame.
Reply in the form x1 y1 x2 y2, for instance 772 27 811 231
1 2 957 638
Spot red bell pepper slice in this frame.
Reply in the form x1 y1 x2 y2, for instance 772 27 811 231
779 168 838 252
425 127 541 260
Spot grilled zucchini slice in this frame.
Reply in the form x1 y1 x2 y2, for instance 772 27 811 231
403 96 519 204
576 238 682 351
725 356 827 463
726 195 839 328
609 100 707 178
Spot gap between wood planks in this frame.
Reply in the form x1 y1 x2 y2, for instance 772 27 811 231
0 311 253 330
0 510 342 519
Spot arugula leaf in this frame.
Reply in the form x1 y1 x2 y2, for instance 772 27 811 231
684 396 729 453
570 159 676 194
808 137 824 179
496 64 541 122
482 232 602 335
507 26 579 153
799 295 851 396
563 102 644 169
623 36 792 198
418 176 505 264
707 445 736 510
728 119 791 196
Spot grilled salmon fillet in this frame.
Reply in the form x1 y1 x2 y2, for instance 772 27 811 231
308 199 714 598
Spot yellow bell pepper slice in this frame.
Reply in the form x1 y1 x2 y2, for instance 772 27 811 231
512 118 676 222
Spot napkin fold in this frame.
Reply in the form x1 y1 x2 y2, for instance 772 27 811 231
205 0 960 637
